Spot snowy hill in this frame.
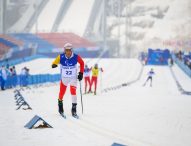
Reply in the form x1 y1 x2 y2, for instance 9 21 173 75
1 58 191 146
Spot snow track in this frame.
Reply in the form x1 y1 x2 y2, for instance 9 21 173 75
1 58 191 146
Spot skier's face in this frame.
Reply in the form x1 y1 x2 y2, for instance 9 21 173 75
65 49 72 58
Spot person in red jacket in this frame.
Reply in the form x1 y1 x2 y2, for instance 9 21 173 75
52 43 84 117
84 65 91 94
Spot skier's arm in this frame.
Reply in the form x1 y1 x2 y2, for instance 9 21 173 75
77 55 84 73
77 55 84 81
88 67 92 72
52 55 60 68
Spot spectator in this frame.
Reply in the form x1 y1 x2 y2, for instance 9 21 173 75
89 63 103 95
20 67 29 87
170 57 174 66
84 65 91 94
168 57 174 67
12 66 17 76
0 66 8 90
188 59 191 69
9 66 17 87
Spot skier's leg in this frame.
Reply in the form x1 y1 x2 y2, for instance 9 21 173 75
144 77 150 86
58 81 67 114
89 77 93 93
87 77 91 92
143 79 147 86
150 77 152 87
59 81 67 101
70 85 77 103
85 77 87 93
94 77 97 95
91 77 96 95
1 79 5 90
58 99 64 114
91 77 95 93
70 85 77 116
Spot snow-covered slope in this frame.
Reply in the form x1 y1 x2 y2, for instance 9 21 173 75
15 58 142 89
1 58 191 146
58 0 95 36
31 0 63 32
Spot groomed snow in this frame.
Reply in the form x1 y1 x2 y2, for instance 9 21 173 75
171 64 191 91
1 58 191 146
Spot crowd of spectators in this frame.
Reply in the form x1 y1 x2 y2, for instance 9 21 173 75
175 51 191 69
0 63 30 91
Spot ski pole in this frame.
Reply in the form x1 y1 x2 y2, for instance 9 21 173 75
79 81 83 114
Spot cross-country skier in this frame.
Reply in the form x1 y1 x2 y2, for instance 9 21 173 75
84 64 91 94
143 68 155 87
52 43 84 117
89 63 103 95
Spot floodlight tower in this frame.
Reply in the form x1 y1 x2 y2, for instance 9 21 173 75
125 0 132 58
103 0 107 51
0 0 6 34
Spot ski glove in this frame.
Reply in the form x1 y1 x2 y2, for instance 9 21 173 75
78 72 83 81
52 64 58 68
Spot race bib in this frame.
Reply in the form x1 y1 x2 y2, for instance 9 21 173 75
61 65 77 78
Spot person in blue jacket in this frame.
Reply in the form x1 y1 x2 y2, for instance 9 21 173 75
0 66 9 90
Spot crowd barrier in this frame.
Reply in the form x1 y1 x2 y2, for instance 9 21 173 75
172 54 191 78
169 66 191 95
3 74 60 88
14 89 32 110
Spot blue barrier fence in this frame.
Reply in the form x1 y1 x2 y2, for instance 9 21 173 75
2 74 60 88
172 54 191 78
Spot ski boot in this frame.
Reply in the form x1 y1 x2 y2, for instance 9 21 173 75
71 103 79 118
58 99 64 114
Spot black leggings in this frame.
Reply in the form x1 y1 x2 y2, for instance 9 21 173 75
146 76 152 82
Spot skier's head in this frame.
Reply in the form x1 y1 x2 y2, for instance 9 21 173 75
85 64 88 68
94 63 98 69
151 68 153 71
64 43 73 58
